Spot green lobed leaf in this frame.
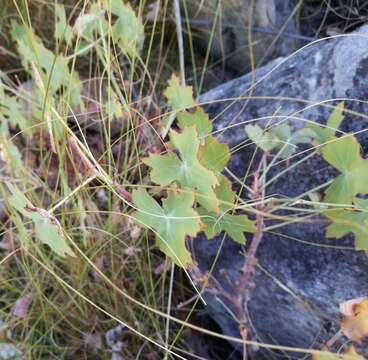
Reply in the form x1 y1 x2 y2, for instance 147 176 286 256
144 126 220 212
110 0 145 57
74 6 106 40
198 176 256 244
177 107 230 172
177 107 212 141
307 101 345 144
164 74 196 112
0 85 32 132
245 124 280 152
322 135 368 204
1 141 23 172
199 136 231 172
325 206 368 252
55 4 73 44
132 188 201 267
11 21 80 96
6 183 75 257
245 123 314 159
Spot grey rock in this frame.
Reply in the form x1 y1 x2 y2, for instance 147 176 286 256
192 25 368 358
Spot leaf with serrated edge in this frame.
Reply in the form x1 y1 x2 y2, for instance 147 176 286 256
340 297 368 343
6 183 75 257
245 124 279 151
199 136 230 172
132 188 200 267
110 0 145 56
55 4 73 44
198 177 256 244
144 126 220 212
246 123 314 159
164 74 195 112
324 206 368 251
322 135 368 204
177 108 212 141
307 101 344 144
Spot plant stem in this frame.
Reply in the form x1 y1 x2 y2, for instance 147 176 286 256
173 0 185 86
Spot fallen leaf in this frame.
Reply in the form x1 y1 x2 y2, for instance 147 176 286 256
340 297 367 317
340 297 368 343
313 346 366 360
12 293 33 319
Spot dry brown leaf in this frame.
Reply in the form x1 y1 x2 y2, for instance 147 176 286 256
340 297 368 343
12 293 33 319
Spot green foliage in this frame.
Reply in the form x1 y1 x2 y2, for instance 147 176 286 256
74 5 105 40
0 0 145 150
109 0 145 57
132 74 256 267
199 136 231 172
6 183 75 257
55 4 73 44
198 176 256 244
132 188 200 266
322 135 368 204
11 21 71 95
245 123 314 158
0 83 32 132
75 0 144 57
164 75 196 112
177 107 211 141
242 101 368 254
307 101 344 144
324 198 368 252
144 126 220 212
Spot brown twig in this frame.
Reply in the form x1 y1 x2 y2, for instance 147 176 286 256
236 153 267 299
187 154 268 360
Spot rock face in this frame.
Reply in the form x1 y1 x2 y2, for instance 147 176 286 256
185 0 300 73
192 25 368 358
